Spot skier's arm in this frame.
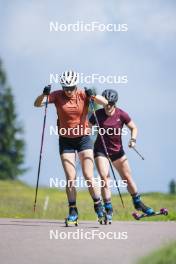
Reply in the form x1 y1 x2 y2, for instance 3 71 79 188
126 120 138 148
34 85 51 107
84 88 108 106
34 94 47 107
93 95 108 106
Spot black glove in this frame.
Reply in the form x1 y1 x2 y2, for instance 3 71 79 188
84 87 96 97
43 85 51 95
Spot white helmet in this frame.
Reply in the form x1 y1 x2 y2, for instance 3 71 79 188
60 70 78 87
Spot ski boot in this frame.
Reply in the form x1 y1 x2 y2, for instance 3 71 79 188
104 202 113 225
94 202 106 224
132 194 155 216
65 206 78 227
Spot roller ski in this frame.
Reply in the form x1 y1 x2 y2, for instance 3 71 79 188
131 194 168 220
65 206 78 227
94 202 106 225
132 208 168 220
104 203 113 225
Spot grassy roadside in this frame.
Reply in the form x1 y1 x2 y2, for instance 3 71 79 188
137 241 176 264
0 180 176 220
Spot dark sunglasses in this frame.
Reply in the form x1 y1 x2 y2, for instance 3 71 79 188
108 101 115 106
63 86 76 92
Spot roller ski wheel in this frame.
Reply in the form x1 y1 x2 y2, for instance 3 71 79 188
65 217 78 227
160 208 168 216
104 219 112 225
104 214 112 225
132 208 168 220
98 217 104 225
97 212 107 225
65 206 78 227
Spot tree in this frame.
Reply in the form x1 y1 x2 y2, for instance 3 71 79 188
0 59 25 179
169 179 176 194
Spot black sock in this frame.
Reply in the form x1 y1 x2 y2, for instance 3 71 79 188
69 201 76 207
104 199 111 205
131 193 139 198
93 197 101 205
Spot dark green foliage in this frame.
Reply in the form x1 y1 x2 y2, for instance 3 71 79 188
0 60 25 179
169 179 176 194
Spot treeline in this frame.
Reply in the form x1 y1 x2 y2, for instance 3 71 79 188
0 59 25 179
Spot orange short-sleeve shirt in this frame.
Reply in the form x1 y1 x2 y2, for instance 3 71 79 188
48 89 90 138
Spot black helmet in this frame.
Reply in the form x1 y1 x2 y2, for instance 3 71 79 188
102 89 118 104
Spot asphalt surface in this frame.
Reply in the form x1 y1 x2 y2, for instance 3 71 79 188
0 218 176 264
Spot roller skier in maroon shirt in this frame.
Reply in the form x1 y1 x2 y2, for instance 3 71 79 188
89 89 154 222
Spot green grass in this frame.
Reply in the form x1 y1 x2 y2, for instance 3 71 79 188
0 180 176 220
137 241 176 264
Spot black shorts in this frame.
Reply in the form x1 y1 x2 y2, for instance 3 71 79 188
59 135 93 155
94 148 125 162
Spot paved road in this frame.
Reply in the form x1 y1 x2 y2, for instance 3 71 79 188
0 218 176 264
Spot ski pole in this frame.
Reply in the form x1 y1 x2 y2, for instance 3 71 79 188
89 99 125 208
132 146 145 160
33 90 50 212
